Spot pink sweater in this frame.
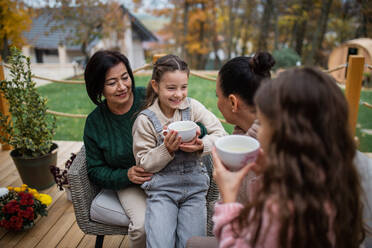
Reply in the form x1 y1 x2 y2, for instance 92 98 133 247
213 201 336 248
213 202 279 248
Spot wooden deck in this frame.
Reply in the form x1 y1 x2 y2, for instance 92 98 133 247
0 141 129 248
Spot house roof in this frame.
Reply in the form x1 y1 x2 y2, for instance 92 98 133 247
24 5 158 51
121 6 158 42
24 13 83 51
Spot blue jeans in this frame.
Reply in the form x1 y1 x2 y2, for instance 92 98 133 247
142 159 209 248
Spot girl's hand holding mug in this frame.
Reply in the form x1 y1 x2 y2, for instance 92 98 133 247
179 126 204 153
212 147 265 203
163 126 182 155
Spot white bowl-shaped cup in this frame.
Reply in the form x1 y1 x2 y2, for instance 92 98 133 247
215 135 260 171
164 121 198 142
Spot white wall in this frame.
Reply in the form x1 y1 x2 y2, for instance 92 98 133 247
131 40 146 69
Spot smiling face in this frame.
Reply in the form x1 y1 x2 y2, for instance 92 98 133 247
103 62 133 113
152 70 188 118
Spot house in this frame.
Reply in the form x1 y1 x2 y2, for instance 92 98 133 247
21 5 157 78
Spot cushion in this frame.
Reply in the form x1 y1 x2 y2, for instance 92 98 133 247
90 189 130 226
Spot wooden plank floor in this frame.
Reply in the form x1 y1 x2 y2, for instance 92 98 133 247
0 141 129 248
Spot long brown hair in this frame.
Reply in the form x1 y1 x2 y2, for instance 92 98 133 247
144 54 189 109
237 67 365 247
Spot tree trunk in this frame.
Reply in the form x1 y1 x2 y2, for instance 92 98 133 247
212 0 221 69
1 35 10 63
257 0 273 51
226 0 241 59
306 0 333 65
273 1 279 50
81 42 89 65
182 1 189 60
294 0 313 56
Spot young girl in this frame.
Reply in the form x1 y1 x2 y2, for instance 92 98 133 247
216 52 275 204
132 55 226 248
212 67 365 248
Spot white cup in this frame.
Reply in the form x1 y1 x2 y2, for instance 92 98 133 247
215 135 260 171
163 121 198 142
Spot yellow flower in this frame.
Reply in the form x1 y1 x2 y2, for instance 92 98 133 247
14 187 21 192
29 189 37 195
7 186 13 191
33 193 40 200
38 193 52 206
21 184 28 188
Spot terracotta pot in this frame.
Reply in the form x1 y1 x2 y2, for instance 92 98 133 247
10 143 58 190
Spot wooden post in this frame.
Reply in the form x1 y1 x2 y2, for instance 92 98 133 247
0 56 12 150
152 54 167 64
344 55 365 137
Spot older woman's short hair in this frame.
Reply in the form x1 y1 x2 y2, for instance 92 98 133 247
84 50 135 105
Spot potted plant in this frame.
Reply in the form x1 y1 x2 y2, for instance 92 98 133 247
50 153 76 201
0 47 57 190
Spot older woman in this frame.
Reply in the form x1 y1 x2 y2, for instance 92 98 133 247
83 50 152 248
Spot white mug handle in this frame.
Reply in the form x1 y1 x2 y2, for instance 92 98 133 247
162 128 170 137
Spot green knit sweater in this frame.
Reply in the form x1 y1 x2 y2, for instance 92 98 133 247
83 87 146 190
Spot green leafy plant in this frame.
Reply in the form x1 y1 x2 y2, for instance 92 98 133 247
272 48 301 71
0 47 56 157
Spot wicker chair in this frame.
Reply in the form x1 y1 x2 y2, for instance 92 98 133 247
68 146 219 248
67 146 128 248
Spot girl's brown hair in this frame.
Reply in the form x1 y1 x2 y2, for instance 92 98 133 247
144 54 189 109
238 67 365 247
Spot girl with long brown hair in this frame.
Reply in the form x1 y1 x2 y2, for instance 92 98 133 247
212 67 365 248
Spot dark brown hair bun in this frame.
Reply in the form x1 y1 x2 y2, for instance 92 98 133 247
251 52 275 77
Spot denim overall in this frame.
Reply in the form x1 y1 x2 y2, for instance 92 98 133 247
139 105 210 248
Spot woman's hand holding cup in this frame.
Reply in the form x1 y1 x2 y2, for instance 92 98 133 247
212 147 255 203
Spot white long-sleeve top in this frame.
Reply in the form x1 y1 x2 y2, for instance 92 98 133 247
132 97 227 173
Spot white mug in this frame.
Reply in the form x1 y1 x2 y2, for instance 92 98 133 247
215 135 260 171
162 121 198 142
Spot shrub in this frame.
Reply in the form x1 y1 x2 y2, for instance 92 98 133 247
0 47 56 157
272 48 301 71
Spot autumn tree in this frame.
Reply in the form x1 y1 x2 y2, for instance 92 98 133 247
0 0 33 62
133 0 370 68
45 0 125 63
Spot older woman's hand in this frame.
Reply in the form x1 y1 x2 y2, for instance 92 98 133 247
212 147 256 203
128 166 153 184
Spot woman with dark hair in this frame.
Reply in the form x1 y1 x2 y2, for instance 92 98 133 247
83 50 152 248
216 52 275 204
212 67 365 247
216 52 275 139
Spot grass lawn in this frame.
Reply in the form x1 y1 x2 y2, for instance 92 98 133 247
37 76 372 152
356 89 372 152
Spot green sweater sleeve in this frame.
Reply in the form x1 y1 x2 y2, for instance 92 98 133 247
197 122 207 138
84 116 132 190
